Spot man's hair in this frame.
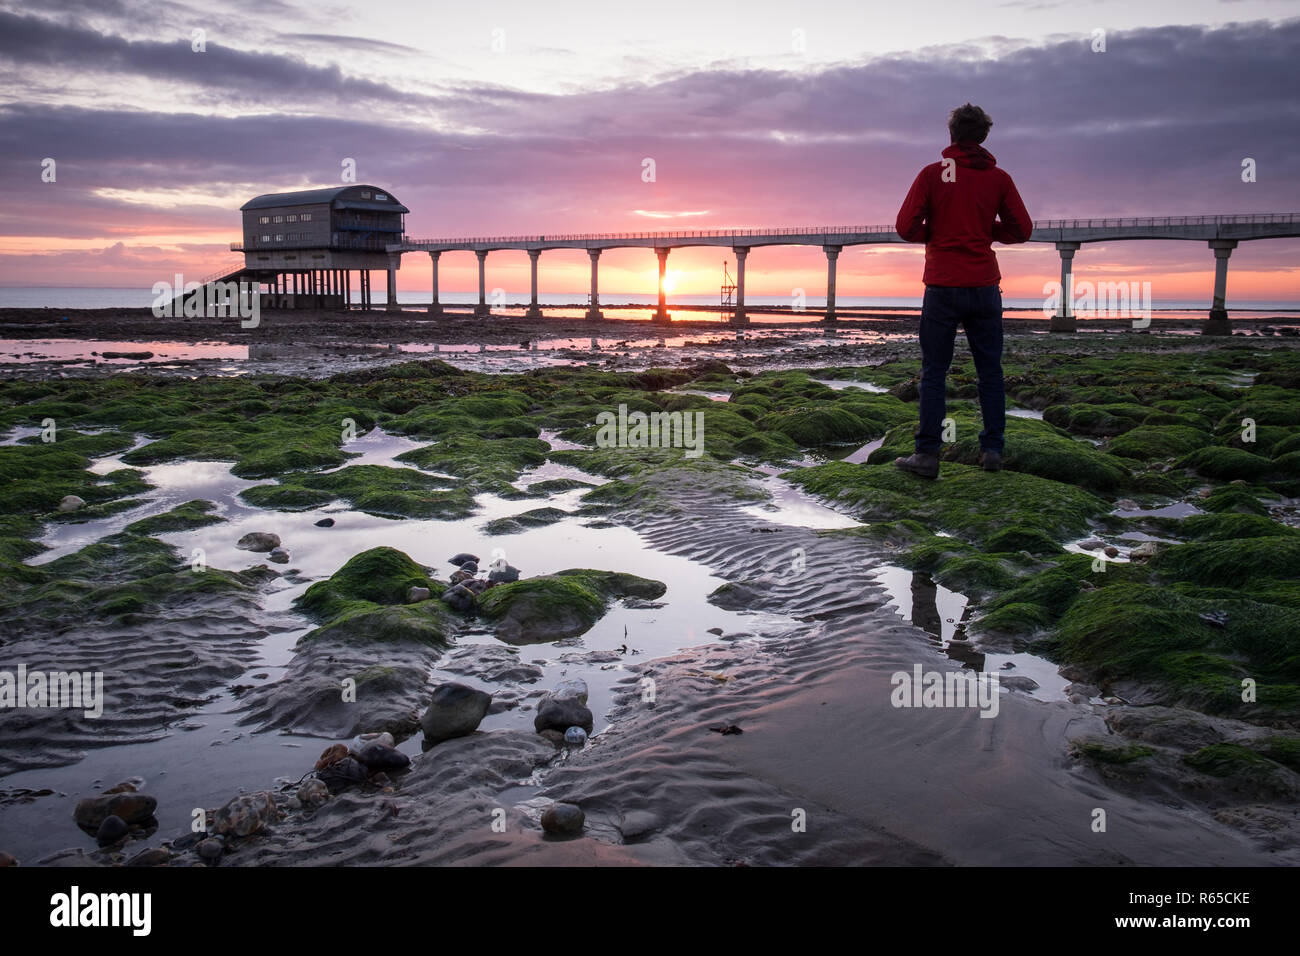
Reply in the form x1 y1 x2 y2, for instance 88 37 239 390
948 103 993 144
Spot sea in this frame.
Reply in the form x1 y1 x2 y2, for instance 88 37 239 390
2 286 1297 323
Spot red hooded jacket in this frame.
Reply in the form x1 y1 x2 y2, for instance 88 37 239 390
895 142 1032 287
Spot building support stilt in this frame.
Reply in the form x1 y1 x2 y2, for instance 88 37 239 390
732 247 749 326
1050 242 1081 332
822 245 841 323
474 251 491 317
525 249 543 318
428 252 443 315
653 248 671 324
1202 239 1238 336
585 249 603 320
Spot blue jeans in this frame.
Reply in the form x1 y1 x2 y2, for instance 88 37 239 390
914 284 1005 455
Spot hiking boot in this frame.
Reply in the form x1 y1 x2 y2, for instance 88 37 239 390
979 449 1003 472
893 452 940 479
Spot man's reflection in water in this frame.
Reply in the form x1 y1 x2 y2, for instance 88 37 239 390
909 570 984 671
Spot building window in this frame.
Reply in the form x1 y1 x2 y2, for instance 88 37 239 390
361 191 371 199
275 234 283 242
273 215 284 223
261 234 270 242
286 214 297 223
375 193 387 201
301 213 312 221
259 216 269 224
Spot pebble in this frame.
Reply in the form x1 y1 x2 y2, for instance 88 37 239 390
1129 541 1160 560
488 564 521 583
540 802 585 836
297 778 329 808
421 682 493 743
58 495 85 513
268 547 291 564
236 531 280 552
213 791 276 837
563 726 588 746
315 517 335 527
95 815 129 847
534 693 594 735
355 742 411 772
197 838 224 861
125 847 170 867
1103 546 1119 558
407 585 431 603
1000 675 1040 692
315 743 348 770
74 792 158 831
442 584 476 612
317 756 368 793
553 678 589 705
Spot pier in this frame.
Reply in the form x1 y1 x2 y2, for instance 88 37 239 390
213 194 1300 335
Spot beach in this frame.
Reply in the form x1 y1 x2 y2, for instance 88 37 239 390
1 309 1298 868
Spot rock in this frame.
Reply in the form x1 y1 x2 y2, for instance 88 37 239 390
0 852 15 867
74 792 158 831
407 585 431 603
1078 538 1103 551
125 847 170 867
564 726 588 746
1130 541 1161 560
1103 546 1119 558
552 678 589 705
317 757 368 793
534 694 594 735
315 517 335 527
540 802 585 836
442 583 476 612
355 742 411 772
268 547 291 564
349 731 395 753
459 561 479 574
462 578 489 594
1000 675 1040 692
448 552 479 566
420 682 492 743
171 832 202 851
616 810 661 842
296 778 329 809
213 791 276 837
538 729 566 746
450 569 475 584
314 743 348 770
236 531 280 552
707 627 724 635
488 564 521 583
196 838 224 861
58 495 85 513
95 815 129 847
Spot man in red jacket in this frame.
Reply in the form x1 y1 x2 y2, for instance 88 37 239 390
892 103 1032 478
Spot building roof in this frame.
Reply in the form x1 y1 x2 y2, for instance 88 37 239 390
240 185 409 213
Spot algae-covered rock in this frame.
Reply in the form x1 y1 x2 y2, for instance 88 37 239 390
296 547 440 622
477 569 666 643
125 499 224 535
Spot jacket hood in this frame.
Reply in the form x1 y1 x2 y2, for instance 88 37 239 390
942 142 997 169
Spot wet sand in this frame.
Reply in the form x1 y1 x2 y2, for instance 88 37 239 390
4 310 1298 868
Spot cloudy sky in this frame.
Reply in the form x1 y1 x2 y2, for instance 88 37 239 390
1 0 1297 302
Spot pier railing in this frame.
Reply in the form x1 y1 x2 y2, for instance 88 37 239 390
401 212 1300 248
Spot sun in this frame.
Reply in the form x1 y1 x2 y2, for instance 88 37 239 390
662 270 680 294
